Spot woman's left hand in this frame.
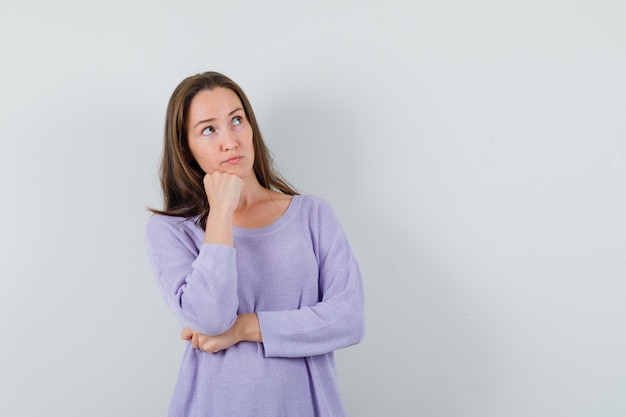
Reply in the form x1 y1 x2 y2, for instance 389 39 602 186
180 326 237 354
180 314 262 354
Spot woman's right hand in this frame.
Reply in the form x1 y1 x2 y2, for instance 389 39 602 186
202 172 242 245
203 171 243 213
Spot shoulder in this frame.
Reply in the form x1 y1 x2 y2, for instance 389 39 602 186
294 194 343 228
296 194 335 212
145 213 201 243
146 212 191 232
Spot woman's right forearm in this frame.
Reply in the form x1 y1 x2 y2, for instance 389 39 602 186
204 206 234 246
176 245 239 334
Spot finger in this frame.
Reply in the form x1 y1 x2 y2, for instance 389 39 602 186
201 340 216 354
191 332 200 349
180 327 193 340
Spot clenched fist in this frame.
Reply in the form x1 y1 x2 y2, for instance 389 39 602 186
203 171 243 213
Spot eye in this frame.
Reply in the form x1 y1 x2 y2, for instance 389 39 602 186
201 126 215 135
232 116 243 126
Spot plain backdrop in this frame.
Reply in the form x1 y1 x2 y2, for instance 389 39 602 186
1 1 625 416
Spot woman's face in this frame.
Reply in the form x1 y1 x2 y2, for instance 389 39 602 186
185 87 254 179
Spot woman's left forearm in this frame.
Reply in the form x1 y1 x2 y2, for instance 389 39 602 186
235 313 263 343
181 313 262 353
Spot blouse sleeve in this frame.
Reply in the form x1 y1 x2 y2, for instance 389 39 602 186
256 199 365 358
144 215 239 335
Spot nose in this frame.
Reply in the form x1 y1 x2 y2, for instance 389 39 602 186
221 130 237 152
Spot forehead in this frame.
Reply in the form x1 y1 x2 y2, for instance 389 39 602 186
187 87 243 122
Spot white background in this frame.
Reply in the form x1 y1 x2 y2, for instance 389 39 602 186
1 1 625 416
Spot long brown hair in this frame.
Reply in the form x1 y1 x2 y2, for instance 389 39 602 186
150 71 298 228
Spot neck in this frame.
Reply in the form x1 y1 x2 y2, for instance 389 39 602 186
236 175 271 210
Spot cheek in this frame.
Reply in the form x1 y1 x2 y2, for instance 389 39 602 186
194 156 215 173
244 130 255 149
188 146 215 172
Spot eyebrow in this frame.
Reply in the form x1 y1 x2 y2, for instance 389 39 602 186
193 108 244 128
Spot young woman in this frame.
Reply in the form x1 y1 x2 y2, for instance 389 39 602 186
145 71 365 417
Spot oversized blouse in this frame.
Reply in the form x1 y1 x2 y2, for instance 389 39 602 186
144 194 365 417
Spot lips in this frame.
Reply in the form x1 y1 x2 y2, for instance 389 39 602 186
222 156 242 165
